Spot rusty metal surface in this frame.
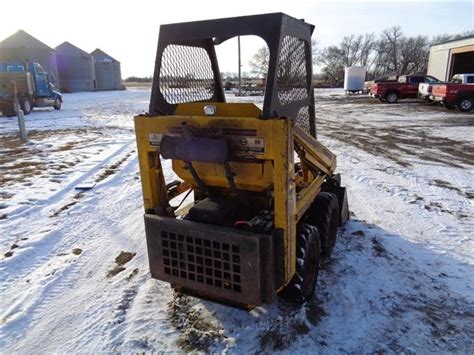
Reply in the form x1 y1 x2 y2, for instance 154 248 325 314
144 214 275 305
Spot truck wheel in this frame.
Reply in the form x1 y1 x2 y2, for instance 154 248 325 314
54 98 61 110
21 99 32 115
305 192 339 258
385 92 399 104
279 223 321 303
456 97 473 112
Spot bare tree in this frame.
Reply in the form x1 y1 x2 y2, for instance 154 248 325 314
398 35 429 74
249 47 269 78
431 30 474 45
317 27 471 81
375 26 404 74
317 45 344 83
373 27 430 76
359 33 376 67
317 34 375 83
311 38 319 64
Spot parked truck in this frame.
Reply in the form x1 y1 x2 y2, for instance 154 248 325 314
419 73 474 102
418 81 440 101
0 62 62 117
370 74 440 103
430 75 474 112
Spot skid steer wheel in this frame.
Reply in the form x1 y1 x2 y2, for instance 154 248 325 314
305 192 339 259
280 223 321 303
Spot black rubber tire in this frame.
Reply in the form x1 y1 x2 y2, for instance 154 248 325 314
295 162 302 173
384 91 399 104
280 223 321 303
54 98 61 110
21 99 32 115
305 192 339 258
456 97 473 112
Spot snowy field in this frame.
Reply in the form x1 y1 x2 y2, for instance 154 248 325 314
1 88 473 353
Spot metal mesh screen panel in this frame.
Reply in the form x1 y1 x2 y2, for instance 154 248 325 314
277 36 309 105
161 231 242 292
159 45 214 104
296 106 311 133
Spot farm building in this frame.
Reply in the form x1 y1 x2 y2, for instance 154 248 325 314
55 42 97 92
90 49 123 91
0 30 60 87
427 35 474 81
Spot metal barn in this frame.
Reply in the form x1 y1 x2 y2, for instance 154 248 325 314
0 30 60 87
90 49 123 91
55 42 97 92
427 36 474 81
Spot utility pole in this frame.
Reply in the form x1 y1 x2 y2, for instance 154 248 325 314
11 81 27 141
238 36 241 95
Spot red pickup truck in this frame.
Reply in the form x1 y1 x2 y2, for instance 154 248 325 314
370 74 440 103
431 82 474 112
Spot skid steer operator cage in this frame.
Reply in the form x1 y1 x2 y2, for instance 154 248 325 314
150 13 317 137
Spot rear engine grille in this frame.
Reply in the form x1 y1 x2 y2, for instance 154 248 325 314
144 214 274 305
161 231 242 292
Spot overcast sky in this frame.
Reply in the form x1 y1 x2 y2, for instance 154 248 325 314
1 0 472 77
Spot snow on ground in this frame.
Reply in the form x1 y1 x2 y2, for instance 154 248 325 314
1 88 473 353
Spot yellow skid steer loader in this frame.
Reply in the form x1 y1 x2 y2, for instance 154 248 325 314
134 13 349 306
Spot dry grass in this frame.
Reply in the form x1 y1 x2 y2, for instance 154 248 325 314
124 82 152 88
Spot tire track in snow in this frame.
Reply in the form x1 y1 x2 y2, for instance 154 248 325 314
0 151 150 353
5 139 135 220
1 251 84 339
1 149 139 346
308 218 474 354
325 137 473 246
1 147 137 289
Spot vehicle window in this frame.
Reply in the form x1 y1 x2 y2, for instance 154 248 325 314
6 65 25 72
467 76 474 84
425 76 439 83
410 76 424 84
398 76 406 83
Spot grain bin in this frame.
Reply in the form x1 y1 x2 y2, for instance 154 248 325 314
344 66 366 93
0 30 60 87
56 42 97 92
90 49 124 91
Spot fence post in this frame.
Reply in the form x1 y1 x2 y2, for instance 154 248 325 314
11 81 27 141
